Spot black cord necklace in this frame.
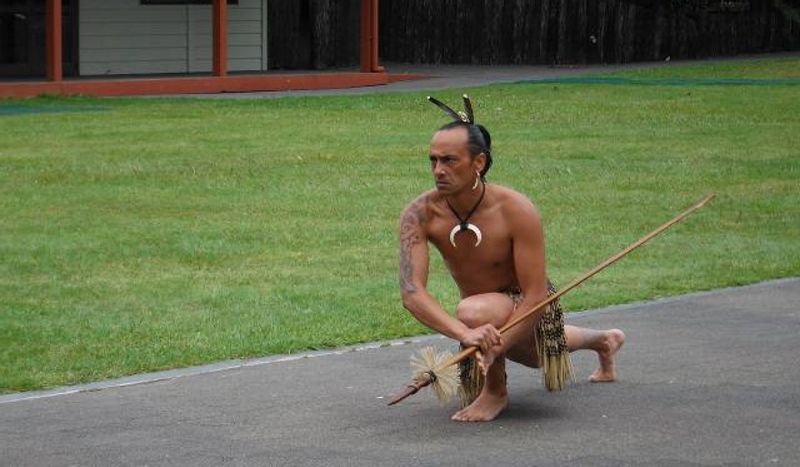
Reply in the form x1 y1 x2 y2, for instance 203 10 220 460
445 180 485 247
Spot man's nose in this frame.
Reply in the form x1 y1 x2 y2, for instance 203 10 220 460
433 161 445 175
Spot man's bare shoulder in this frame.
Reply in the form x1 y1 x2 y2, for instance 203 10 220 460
491 184 540 219
402 189 439 208
399 189 439 225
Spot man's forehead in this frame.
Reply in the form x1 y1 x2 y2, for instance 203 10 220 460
430 126 469 150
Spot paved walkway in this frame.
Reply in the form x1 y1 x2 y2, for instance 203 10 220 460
192 62 655 99
187 51 800 99
2 278 798 466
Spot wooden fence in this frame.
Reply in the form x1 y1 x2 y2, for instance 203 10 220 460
265 0 800 69
267 0 360 69
379 0 800 64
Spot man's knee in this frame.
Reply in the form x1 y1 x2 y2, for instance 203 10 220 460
456 299 488 328
456 294 513 329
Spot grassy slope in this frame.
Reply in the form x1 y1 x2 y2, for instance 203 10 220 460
1 57 798 392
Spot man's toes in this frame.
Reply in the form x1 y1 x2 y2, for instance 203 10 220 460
460 412 477 422
589 370 615 383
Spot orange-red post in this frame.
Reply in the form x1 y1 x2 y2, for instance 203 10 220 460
371 0 383 72
360 0 370 72
46 0 63 81
213 0 228 76
360 0 383 73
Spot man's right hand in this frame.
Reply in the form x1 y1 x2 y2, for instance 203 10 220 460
459 324 503 354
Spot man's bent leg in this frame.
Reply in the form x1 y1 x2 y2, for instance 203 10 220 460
451 350 508 422
455 293 515 370
451 293 514 422
564 325 625 382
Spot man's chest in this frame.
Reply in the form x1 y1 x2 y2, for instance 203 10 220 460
426 210 514 268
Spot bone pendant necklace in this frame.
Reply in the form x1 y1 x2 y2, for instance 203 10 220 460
446 181 485 248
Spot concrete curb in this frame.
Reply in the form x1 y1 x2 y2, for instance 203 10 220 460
2 276 796 405
0 335 445 405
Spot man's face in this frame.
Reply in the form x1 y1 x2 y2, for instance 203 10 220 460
429 127 484 195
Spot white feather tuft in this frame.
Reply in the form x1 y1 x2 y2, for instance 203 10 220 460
410 346 460 404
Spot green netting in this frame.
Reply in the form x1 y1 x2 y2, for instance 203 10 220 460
513 76 800 86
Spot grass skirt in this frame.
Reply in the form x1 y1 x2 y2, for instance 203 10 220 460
458 282 573 407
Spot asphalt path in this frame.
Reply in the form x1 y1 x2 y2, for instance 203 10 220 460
2 278 798 466
182 51 800 99
187 62 663 99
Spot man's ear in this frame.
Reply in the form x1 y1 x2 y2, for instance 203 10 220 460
473 152 487 174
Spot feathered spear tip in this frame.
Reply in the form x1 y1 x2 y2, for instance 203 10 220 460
409 346 460 404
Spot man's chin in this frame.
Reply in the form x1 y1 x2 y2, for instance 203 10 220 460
435 182 455 194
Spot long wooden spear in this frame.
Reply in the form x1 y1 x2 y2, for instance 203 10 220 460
388 193 715 406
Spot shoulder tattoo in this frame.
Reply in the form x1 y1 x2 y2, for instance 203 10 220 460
399 197 427 293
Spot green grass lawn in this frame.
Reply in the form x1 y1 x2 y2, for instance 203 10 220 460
1 56 798 393
611 55 800 79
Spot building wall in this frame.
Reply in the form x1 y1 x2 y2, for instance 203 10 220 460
79 0 267 76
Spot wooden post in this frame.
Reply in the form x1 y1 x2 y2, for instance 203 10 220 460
360 0 383 72
360 0 370 72
213 0 228 76
371 0 383 72
46 0 63 81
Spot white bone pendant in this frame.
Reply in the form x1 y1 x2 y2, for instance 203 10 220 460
449 223 482 248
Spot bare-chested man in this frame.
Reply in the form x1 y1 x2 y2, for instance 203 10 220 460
399 105 625 422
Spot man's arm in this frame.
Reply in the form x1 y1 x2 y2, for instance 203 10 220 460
507 197 550 325
399 196 476 342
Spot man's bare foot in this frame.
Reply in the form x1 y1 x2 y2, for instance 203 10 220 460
589 329 625 382
451 389 508 422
